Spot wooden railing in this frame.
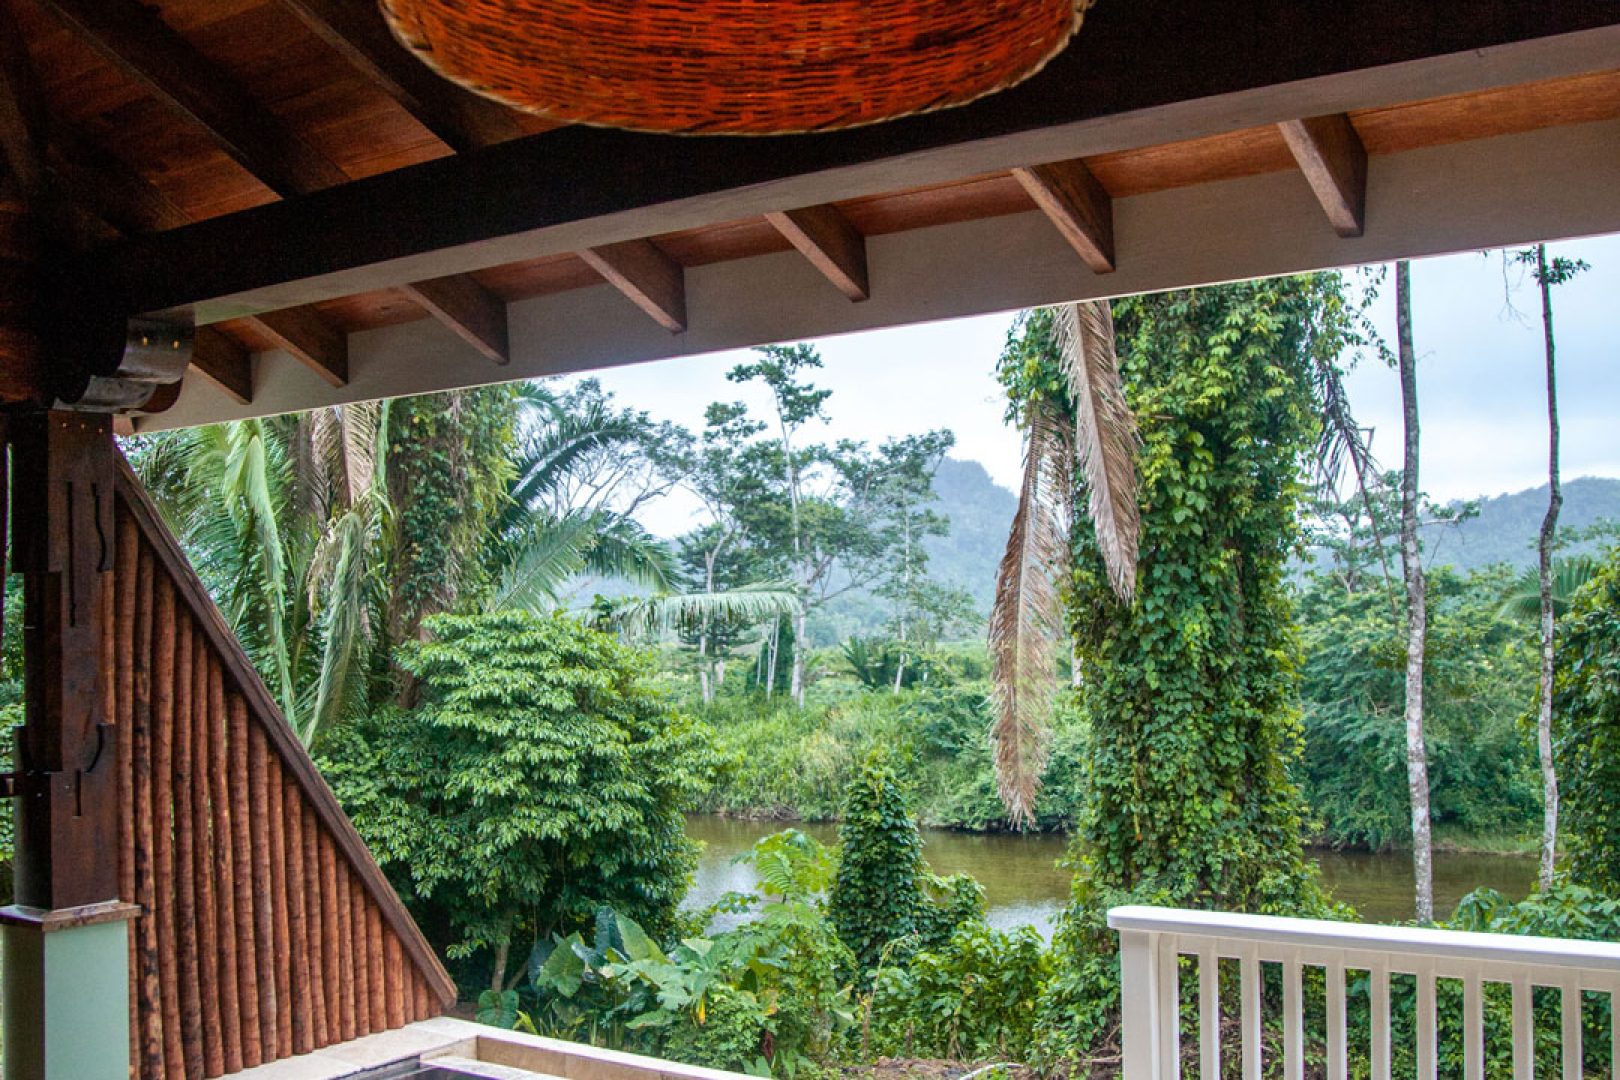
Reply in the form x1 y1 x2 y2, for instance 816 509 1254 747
1110 905 1620 1080
109 461 456 1080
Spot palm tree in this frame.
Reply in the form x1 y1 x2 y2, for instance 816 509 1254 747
990 301 1139 826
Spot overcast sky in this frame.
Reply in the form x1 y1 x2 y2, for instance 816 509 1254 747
567 236 1619 538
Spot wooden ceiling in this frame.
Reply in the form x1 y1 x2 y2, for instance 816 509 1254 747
1 0 1618 418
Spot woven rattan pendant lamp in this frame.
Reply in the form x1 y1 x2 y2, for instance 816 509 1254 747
380 0 1092 135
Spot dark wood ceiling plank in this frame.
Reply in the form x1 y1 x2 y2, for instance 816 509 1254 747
0 0 46 196
398 273 509 364
578 240 687 333
36 0 350 197
70 7 1620 317
1012 160 1115 274
273 0 522 152
188 325 252 404
244 306 348 386
765 205 870 301
1278 113 1368 237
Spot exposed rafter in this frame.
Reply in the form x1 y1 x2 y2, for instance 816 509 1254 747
579 240 687 333
189 327 252 405
36 0 349 197
399 274 509 364
766 205 870 301
0 0 45 196
1012 160 1115 274
1278 114 1368 238
273 0 522 152
245 307 348 387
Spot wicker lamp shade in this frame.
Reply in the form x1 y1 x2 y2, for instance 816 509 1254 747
380 0 1092 135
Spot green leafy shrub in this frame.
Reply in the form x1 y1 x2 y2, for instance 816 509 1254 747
829 755 929 972
868 921 1051 1061
1556 548 1620 892
319 610 714 994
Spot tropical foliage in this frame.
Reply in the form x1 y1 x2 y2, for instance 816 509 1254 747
318 610 714 993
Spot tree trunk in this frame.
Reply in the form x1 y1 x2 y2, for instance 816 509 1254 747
1396 260 1435 923
489 935 510 996
764 622 778 697
790 609 807 705
1534 243 1562 890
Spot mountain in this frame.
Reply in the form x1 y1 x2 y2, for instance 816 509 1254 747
1426 476 1620 573
923 458 1019 613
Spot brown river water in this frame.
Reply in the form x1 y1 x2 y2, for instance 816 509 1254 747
683 815 1538 934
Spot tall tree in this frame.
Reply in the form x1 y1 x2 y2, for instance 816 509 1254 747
1395 260 1435 922
1515 244 1589 888
725 345 953 704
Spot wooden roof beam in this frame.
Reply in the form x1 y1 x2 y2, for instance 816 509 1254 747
37 0 349 197
189 326 252 404
0 1 46 197
399 274 509 364
1012 160 1115 274
578 240 687 333
765 205 870 301
1278 114 1368 238
244 307 348 387
273 0 522 152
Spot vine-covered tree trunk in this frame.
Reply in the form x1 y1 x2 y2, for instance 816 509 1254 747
1396 260 1435 922
1534 243 1562 889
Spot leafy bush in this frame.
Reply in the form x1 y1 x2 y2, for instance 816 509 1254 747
868 920 1051 1061
319 610 714 994
1556 548 1620 892
520 836 856 1076
830 755 929 973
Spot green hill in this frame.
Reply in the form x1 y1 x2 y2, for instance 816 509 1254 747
1428 476 1620 572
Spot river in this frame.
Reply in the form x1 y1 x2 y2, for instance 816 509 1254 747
683 815 1538 934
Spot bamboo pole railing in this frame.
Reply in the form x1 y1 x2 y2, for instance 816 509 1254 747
107 460 455 1080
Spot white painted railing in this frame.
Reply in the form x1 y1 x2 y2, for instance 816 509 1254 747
1109 905 1620 1080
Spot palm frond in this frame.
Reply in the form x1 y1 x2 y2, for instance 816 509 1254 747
1052 301 1141 602
1498 556 1600 622
305 507 374 744
989 400 1073 828
613 581 800 639
488 513 599 613
581 516 676 593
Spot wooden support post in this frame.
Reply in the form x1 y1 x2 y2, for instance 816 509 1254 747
2 409 138 1080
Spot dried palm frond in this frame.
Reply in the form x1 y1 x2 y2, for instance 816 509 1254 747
989 400 1073 828
1052 300 1141 602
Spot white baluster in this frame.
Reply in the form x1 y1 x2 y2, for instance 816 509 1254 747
1119 928 1158 1080
1611 985 1619 1080
1157 935 1181 1080
1283 953 1304 1080
1325 959 1347 1080
1463 971 1484 1080
1511 975 1532 1080
1562 976 1582 1080
1198 946 1219 1080
1371 961 1391 1080
1417 964 1437 1080
1241 946 1261 1080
